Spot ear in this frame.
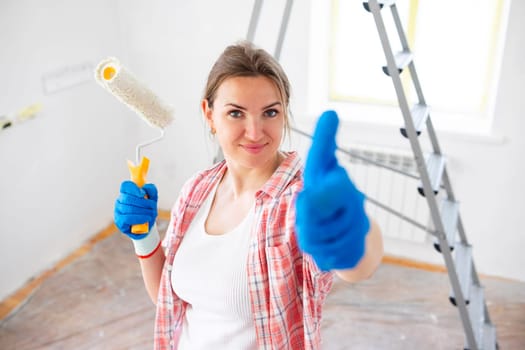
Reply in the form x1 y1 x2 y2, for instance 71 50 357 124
201 99 214 129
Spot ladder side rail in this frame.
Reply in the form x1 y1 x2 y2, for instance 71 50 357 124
470 257 494 326
393 3 444 155
395 6 496 344
444 166 493 327
419 71 480 292
367 1 445 246
389 3 410 51
390 4 427 105
423 113 445 162
459 236 496 336
246 0 264 42
441 167 459 204
456 214 484 285
368 1 446 236
391 3 445 158
430 205 479 348
367 1 478 348
274 0 294 61
407 61 427 110
441 169 474 249
440 152 480 293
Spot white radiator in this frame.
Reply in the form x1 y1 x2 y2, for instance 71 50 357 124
341 144 432 244
290 130 433 245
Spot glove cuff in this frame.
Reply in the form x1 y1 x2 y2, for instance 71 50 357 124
131 224 161 258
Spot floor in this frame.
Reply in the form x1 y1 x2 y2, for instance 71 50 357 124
1 220 524 349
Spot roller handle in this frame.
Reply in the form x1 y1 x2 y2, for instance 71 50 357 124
127 156 151 234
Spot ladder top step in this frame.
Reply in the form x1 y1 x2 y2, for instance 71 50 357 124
378 0 396 5
363 0 396 12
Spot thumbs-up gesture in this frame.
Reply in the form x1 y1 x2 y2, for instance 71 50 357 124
295 110 370 271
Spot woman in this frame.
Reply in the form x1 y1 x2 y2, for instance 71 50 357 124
114 41 383 349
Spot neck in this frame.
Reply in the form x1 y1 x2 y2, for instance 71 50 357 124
222 152 284 199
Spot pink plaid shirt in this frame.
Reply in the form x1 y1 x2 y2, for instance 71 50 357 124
154 151 334 349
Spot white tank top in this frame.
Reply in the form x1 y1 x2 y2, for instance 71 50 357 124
171 184 257 350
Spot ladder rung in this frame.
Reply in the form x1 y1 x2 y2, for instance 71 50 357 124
400 104 430 138
468 285 485 348
434 199 459 252
449 242 473 306
362 0 396 12
382 51 413 76
483 323 497 350
417 153 446 196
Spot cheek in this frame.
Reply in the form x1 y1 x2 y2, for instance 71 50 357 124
271 121 285 141
217 125 241 144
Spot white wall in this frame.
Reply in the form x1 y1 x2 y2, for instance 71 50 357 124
0 0 137 300
473 0 525 280
1 0 523 301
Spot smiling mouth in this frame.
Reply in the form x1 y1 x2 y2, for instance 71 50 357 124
242 144 266 154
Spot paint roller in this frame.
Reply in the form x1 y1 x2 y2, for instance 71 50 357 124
95 57 174 234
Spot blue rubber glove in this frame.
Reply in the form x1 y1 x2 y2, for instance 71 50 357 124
114 181 158 240
295 110 370 271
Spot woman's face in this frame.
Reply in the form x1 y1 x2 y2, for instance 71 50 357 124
203 75 285 171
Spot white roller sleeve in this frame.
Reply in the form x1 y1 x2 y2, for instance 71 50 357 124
94 57 174 129
132 224 161 257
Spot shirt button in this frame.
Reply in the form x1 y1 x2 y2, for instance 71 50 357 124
169 340 174 346
167 265 172 272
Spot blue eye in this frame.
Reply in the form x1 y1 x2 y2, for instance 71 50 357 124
228 110 243 118
264 109 279 118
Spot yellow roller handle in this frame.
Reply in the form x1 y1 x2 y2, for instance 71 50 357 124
127 156 150 234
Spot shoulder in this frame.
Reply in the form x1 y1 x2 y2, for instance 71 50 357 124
179 160 226 200
169 160 225 219
259 151 304 201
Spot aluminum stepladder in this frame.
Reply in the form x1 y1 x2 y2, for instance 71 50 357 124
363 1 497 349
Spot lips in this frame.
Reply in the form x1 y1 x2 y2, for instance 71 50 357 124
242 143 266 154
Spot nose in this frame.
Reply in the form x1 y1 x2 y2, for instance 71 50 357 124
244 116 264 141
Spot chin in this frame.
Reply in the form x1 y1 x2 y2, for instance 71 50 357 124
241 153 276 169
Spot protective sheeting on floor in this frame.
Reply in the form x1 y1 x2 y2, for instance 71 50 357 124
1 222 524 349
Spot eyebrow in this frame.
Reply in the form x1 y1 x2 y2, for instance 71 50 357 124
225 102 282 110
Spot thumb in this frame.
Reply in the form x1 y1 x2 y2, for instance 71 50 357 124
304 110 340 185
